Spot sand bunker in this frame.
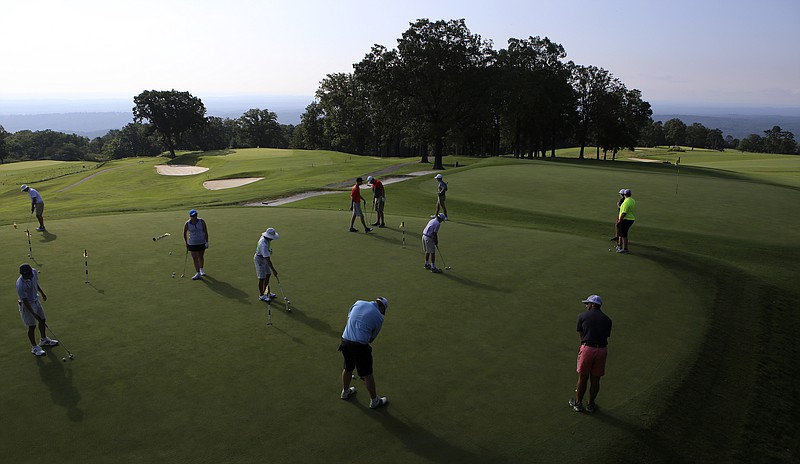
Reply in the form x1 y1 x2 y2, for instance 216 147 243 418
203 178 263 190
155 165 210 176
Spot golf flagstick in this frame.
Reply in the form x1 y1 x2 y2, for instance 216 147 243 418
84 249 89 283
675 156 681 195
401 221 405 248
267 299 272 325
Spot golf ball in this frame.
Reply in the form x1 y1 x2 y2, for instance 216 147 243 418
62 357 66 362
172 272 176 278
169 251 173 255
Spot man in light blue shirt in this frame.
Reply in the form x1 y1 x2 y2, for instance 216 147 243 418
338 297 389 409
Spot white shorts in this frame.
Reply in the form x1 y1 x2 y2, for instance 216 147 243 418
254 254 271 279
422 235 436 253
19 299 45 327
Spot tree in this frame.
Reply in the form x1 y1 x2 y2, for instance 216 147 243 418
293 102 328 149
763 126 797 154
738 134 764 152
380 18 494 169
570 65 614 159
685 123 708 150
664 118 687 147
496 36 575 158
237 108 282 148
133 90 206 158
0 124 8 163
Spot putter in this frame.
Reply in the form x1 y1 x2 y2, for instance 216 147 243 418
153 233 171 241
180 249 188 278
267 299 272 325
435 243 452 270
44 323 74 360
276 276 291 312
25 229 33 258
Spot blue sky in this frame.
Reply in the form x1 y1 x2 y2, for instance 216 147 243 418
1 0 798 109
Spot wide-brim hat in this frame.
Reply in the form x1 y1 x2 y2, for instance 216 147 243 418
262 228 279 240
20 184 28 191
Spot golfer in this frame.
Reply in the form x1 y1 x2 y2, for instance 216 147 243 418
183 209 209 280
422 213 447 273
366 175 386 228
254 228 279 302
16 263 58 357
21 184 46 231
434 173 448 217
611 188 626 242
338 297 389 409
569 294 612 413
348 177 373 233
616 189 636 254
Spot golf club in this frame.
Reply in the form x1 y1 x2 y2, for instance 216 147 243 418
276 276 291 312
180 249 188 278
435 243 451 270
84 249 89 284
267 299 272 325
24 209 34 258
153 233 171 241
44 323 74 361
25 229 33 259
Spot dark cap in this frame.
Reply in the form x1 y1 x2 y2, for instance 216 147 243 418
19 263 33 279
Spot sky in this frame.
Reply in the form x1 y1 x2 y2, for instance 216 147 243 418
1 0 799 111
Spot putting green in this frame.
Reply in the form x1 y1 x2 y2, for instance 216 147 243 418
0 205 706 463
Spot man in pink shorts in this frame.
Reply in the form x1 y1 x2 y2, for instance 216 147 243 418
569 294 612 413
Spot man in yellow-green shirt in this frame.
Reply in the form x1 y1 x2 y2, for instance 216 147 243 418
616 190 636 254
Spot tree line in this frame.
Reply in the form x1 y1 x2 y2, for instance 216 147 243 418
1 19 797 164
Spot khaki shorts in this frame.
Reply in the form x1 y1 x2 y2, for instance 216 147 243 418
34 201 44 216
422 235 436 253
19 299 45 327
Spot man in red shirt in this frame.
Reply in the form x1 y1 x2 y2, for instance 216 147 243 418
367 175 386 228
349 177 373 233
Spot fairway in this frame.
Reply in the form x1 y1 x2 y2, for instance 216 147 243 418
1 149 798 463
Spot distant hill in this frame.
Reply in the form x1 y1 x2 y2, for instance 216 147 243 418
0 95 311 138
652 114 800 139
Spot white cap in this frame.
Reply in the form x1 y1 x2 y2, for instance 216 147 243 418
376 296 389 310
618 189 626 195
582 295 603 306
262 228 279 240
434 174 443 179
367 175 374 183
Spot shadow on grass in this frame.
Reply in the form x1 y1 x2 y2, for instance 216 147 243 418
199 275 251 303
41 230 57 242
85 282 105 294
588 410 682 463
354 404 503 464
438 270 503 292
36 356 83 422
283 305 340 338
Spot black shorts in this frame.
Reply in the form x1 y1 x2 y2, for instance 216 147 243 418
187 243 206 252
338 339 373 377
618 219 635 238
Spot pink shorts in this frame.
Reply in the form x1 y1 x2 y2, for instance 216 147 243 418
576 345 607 377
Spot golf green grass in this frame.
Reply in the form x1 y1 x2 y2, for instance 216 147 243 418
1 148 797 463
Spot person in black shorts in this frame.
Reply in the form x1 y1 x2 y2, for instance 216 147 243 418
338 297 389 409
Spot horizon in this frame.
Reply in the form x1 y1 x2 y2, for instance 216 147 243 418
1 0 798 109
